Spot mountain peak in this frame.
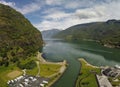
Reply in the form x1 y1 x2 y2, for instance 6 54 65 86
106 19 120 24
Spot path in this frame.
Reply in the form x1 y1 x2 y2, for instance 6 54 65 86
36 61 40 77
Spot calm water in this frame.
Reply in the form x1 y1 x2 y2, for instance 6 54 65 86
42 39 120 87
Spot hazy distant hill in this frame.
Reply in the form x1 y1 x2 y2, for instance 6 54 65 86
42 29 61 39
0 4 43 65
54 20 120 48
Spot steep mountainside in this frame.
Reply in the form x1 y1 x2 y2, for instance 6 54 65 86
54 20 120 48
0 4 43 65
42 29 61 39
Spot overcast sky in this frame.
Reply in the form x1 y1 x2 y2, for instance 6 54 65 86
0 0 120 31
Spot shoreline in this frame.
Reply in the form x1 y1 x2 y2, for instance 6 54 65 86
79 58 99 68
76 58 101 87
47 64 67 87
37 52 67 87
37 52 66 65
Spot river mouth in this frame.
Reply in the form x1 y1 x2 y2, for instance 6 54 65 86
42 39 120 87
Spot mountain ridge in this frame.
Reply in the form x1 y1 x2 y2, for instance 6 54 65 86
54 19 120 48
42 29 61 39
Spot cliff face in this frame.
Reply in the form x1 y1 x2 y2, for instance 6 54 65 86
0 4 43 62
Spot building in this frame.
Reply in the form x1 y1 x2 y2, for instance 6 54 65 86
102 66 120 78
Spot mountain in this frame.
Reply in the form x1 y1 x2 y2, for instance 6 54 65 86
54 19 120 48
42 29 61 39
0 4 43 65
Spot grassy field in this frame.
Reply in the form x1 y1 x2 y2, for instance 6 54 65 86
0 52 64 87
0 64 23 87
26 52 62 77
40 63 62 77
76 58 101 87
26 63 62 77
26 52 67 87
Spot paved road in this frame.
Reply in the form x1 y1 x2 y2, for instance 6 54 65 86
96 75 112 87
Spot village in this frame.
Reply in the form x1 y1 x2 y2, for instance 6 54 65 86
97 65 120 87
77 59 120 87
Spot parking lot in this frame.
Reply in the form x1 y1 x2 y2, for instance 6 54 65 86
8 75 49 87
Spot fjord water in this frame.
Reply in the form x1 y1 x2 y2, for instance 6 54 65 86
42 39 120 87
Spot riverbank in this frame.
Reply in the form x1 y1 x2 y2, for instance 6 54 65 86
37 52 66 65
76 58 101 87
30 52 67 87
79 58 99 68
46 63 67 87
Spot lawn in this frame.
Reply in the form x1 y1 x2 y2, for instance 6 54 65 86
26 62 62 77
76 58 101 87
26 52 62 77
40 63 61 77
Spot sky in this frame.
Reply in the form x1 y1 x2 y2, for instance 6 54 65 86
0 0 120 31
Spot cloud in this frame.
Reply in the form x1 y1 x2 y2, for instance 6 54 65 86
45 0 110 9
34 15 100 31
44 10 72 20
1 0 120 31
34 9 101 31
64 1 81 9
35 0 120 31
15 1 44 14
0 0 15 7
0 0 44 15
64 0 97 9
75 9 99 19
103 0 120 19
45 0 64 6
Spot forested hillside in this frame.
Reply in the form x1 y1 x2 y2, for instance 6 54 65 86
0 4 43 66
55 20 120 48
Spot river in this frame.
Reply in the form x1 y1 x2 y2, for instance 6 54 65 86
42 39 120 87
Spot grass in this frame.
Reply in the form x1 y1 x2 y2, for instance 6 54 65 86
0 55 36 87
0 64 22 87
26 65 38 76
40 63 61 77
0 53 64 87
26 52 65 87
26 62 62 77
7 70 22 78
109 77 120 86
26 52 63 78
76 58 101 87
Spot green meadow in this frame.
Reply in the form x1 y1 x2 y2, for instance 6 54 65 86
76 58 101 87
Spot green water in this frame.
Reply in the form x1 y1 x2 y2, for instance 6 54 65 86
42 39 120 87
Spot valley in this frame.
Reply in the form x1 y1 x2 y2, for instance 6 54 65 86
0 1 120 87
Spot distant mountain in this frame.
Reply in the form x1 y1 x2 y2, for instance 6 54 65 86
54 19 120 48
0 4 43 65
42 29 61 39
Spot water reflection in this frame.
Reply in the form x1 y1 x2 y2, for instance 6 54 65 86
42 39 120 87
